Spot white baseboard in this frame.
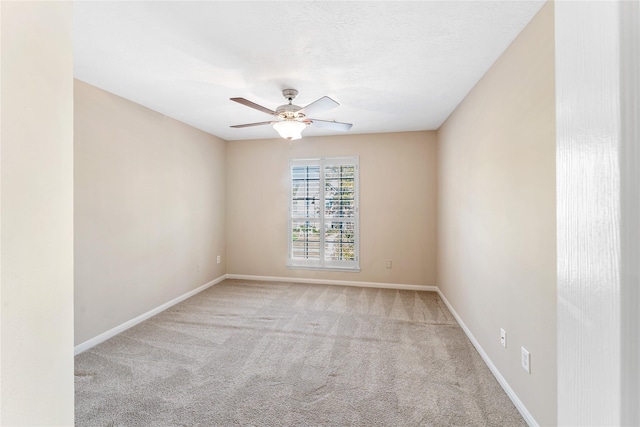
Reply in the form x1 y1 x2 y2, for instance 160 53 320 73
74 275 226 355
225 274 438 292
435 290 539 427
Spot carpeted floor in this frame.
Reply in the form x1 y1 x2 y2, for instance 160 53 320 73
75 279 526 426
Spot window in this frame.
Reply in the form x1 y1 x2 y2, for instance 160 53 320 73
288 157 359 271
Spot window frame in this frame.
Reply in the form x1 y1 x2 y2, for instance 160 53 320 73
287 156 360 272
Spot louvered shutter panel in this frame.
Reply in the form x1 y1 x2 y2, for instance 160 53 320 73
289 157 359 270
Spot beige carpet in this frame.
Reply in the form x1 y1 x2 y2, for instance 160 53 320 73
75 279 526 426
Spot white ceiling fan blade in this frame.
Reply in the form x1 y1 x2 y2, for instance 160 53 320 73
230 121 274 128
230 98 276 116
307 119 352 132
298 96 339 117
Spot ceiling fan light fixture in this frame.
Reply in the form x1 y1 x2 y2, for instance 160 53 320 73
273 120 306 140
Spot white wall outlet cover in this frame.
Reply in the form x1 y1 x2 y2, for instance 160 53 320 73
521 347 531 373
500 328 507 348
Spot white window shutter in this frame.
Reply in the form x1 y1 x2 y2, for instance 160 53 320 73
288 157 360 271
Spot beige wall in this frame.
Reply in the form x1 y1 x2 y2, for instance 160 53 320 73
437 3 556 426
74 80 227 345
226 131 437 286
1 1 75 424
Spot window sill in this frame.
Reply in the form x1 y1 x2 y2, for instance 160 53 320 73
286 265 361 273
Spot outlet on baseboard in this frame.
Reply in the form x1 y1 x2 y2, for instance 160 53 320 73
500 328 507 348
521 347 530 373
385 260 392 269
217 255 221 264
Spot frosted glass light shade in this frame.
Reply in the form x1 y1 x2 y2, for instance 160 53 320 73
273 120 306 140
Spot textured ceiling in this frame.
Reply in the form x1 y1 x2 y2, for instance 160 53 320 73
73 1 545 141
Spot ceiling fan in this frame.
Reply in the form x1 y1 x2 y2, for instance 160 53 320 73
230 89 353 140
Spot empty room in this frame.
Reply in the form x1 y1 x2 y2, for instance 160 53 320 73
1 1 638 426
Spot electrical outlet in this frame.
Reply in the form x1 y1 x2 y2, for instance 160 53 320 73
385 261 392 269
521 347 530 373
197 264 201 272
217 255 221 264
500 328 507 348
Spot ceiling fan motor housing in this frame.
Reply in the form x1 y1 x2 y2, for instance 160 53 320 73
276 103 304 120
276 89 305 120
